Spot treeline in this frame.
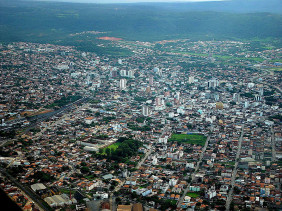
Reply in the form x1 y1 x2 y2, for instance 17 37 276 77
0 130 16 139
0 1 281 43
45 95 81 108
96 138 143 162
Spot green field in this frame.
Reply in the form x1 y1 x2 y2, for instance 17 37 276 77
99 142 121 155
186 192 200 198
168 134 206 146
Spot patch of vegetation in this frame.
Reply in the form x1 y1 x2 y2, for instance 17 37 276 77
45 95 82 108
0 130 16 139
31 171 55 183
99 142 121 155
169 134 207 146
0 1 281 43
186 192 200 198
269 114 282 121
96 138 143 162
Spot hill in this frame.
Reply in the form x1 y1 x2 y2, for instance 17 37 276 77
0 1 281 43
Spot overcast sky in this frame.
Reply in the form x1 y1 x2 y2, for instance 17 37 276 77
33 0 225 3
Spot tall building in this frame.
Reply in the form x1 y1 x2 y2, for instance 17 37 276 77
111 70 118 78
142 105 150 116
127 70 134 78
118 59 122 65
244 101 249 108
175 92 180 101
120 69 127 77
153 67 159 73
233 93 241 103
145 87 151 94
208 79 219 88
155 97 162 106
149 76 154 86
254 94 261 101
119 79 127 90
259 87 264 96
188 76 194 84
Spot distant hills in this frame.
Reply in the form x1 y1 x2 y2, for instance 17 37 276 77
0 0 281 42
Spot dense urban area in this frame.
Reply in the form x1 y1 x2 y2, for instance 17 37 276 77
0 37 281 211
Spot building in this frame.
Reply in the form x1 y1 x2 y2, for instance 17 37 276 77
111 70 118 78
133 203 143 211
120 70 127 77
188 76 194 84
128 70 134 78
149 77 154 86
142 105 150 116
216 102 224 110
233 93 241 103
117 204 133 211
208 79 219 88
120 79 127 90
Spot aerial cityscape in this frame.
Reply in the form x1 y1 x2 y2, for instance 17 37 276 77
0 0 281 211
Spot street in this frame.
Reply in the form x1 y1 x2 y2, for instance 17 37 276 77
225 125 244 211
177 135 210 208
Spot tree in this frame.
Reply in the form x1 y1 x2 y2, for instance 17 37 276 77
105 148 111 156
81 166 90 174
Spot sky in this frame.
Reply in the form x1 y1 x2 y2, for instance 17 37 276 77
32 0 226 3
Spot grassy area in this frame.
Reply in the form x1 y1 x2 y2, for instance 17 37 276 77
85 175 96 180
99 142 121 155
60 188 75 194
168 51 264 62
168 134 207 146
106 142 121 151
186 192 200 198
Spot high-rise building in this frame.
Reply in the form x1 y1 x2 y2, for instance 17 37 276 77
149 76 154 86
120 69 127 77
175 92 180 101
208 79 219 88
254 94 261 101
244 101 249 108
142 105 150 116
119 79 127 90
145 87 151 94
233 93 241 103
259 87 264 96
155 97 162 106
111 70 118 78
118 59 122 65
153 67 159 73
188 76 194 84
127 70 134 78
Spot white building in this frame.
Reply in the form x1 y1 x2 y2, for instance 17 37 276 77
120 69 127 77
127 70 134 78
188 76 194 84
142 105 150 116
120 79 127 90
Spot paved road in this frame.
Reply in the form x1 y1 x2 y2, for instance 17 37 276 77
0 167 51 211
225 125 245 211
0 97 87 133
271 126 276 162
23 97 88 133
136 148 152 169
177 136 210 208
